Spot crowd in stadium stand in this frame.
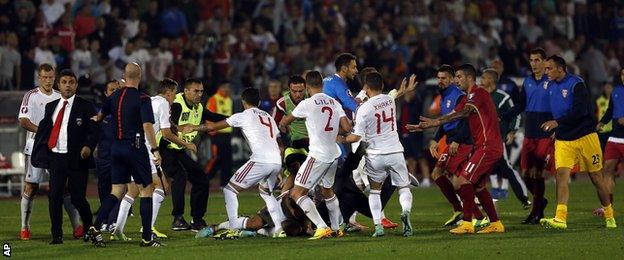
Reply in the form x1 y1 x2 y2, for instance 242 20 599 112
1 0 623 97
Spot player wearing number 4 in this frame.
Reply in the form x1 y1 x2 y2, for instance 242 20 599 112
539 55 616 229
202 88 287 238
279 71 353 240
337 72 414 237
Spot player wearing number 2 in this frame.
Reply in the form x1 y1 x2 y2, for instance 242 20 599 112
279 71 352 240
338 72 413 237
203 88 287 238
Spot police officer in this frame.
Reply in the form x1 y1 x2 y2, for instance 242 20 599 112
91 63 162 247
163 78 227 231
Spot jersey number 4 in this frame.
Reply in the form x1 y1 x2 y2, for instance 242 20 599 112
321 106 334 132
258 115 274 138
374 108 394 134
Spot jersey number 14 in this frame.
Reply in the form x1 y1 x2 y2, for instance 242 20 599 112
374 108 394 134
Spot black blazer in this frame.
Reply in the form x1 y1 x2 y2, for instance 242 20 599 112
32 96 100 169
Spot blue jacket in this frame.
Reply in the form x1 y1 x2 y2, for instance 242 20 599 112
600 84 624 138
323 74 359 113
434 84 472 144
548 73 595 140
502 74 553 138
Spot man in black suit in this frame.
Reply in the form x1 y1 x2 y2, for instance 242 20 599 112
32 69 100 245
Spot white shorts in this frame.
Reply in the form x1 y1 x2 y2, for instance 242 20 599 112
24 154 47 184
230 161 281 190
294 156 338 190
364 153 410 187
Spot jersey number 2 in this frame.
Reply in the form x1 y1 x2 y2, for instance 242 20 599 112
258 115 274 138
374 108 394 134
321 106 334 132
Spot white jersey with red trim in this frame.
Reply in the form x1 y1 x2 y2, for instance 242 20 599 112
291 93 346 163
353 94 403 155
18 87 61 155
226 107 281 164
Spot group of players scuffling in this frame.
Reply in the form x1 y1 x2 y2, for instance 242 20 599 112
16 48 623 247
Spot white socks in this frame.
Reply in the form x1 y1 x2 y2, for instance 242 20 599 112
223 185 240 229
501 178 510 190
490 175 500 189
398 187 413 213
259 191 285 233
368 190 382 225
152 188 165 228
114 195 134 234
349 212 358 224
325 195 342 230
296 196 328 229
63 195 82 229
21 193 33 229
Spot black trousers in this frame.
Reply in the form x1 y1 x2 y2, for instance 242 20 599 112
95 158 120 225
48 153 93 238
210 133 232 187
161 147 210 220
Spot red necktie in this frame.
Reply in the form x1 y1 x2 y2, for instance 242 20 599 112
48 100 69 149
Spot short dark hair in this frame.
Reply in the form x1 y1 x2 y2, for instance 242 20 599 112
529 48 547 59
547 55 567 70
359 67 377 84
305 71 323 88
157 78 178 94
241 87 260 106
364 71 384 91
183 78 202 89
38 63 54 73
106 79 119 86
482 69 500 82
288 75 305 87
438 64 455 76
334 53 356 71
58 69 77 81
457 64 477 80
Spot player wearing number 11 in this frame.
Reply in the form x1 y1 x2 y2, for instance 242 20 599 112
203 88 287 238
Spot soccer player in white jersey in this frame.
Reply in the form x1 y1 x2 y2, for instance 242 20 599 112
279 71 352 240
18 64 83 240
111 78 197 241
201 87 286 238
338 71 414 237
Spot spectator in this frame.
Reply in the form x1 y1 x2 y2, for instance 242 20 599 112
149 38 173 83
517 15 543 44
12 7 35 53
55 12 75 53
259 79 282 113
0 32 21 90
107 40 134 80
124 7 140 39
160 3 188 38
71 37 92 78
127 38 151 83
581 43 609 96
40 0 65 26
74 5 96 39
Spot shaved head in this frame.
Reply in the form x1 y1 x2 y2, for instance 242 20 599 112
124 62 142 85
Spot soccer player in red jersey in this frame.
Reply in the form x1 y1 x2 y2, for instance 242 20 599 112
407 64 505 234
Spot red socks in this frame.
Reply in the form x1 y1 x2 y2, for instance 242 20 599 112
435 177 463 212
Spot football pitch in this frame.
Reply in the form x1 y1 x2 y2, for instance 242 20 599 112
1 181 623 259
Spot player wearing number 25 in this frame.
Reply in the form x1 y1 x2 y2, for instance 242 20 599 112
538 55 616 230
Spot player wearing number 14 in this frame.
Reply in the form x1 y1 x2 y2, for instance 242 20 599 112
339 72 413 237
204 88 287 238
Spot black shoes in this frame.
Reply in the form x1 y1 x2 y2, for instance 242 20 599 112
190 219 207 232
171 216 191 231
49 237 63 245
87 226 106 247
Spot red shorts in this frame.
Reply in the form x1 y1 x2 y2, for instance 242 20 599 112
460 147 502 185
520 137 554 171
604 141 624 162
435 143 473 174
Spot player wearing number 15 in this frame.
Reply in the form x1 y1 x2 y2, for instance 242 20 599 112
539 55 616 229
279 71 353 240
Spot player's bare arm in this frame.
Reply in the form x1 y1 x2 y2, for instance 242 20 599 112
162 127 197 153
278 114 296 132
406 105 474 131
143 122 161 166
18 117 38 133
429 140 439 158
339 116 352 134
618 117 624 126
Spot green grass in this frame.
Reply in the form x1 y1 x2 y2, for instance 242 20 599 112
1 181 623 259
